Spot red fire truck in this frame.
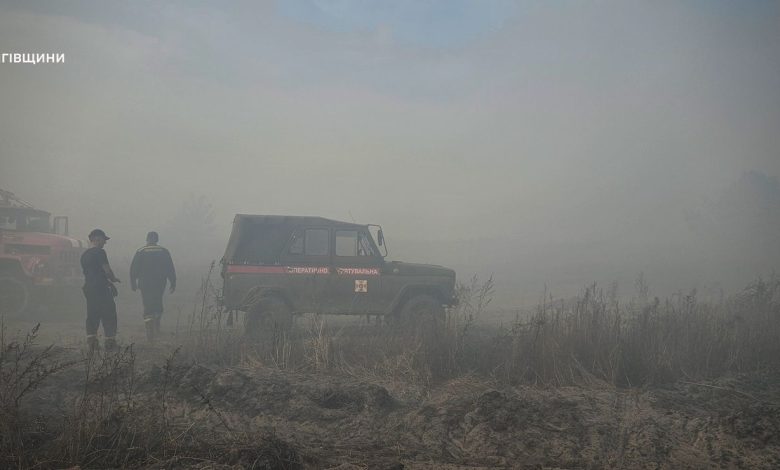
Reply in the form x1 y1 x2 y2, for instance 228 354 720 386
0 189 85 317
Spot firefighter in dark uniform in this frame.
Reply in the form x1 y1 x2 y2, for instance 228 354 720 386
80 229 120 352
130 231 176 340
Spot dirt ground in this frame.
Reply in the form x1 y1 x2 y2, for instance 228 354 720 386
8 319 779 469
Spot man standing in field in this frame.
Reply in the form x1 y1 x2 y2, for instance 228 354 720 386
80 229 120 352
130 231 176 341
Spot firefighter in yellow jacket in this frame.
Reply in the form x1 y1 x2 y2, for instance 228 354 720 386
130 231 176 340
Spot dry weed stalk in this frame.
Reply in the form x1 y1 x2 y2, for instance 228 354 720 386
58 345 142 467
181 260 244 366
305 314 334 371
497 275 780 387
0 322 78 468
176 262 779 391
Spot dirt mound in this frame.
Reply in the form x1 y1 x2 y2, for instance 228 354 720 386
12 346 780 469
725 403 780 447
143 434 303 470
165 364 395 418
403 385 612 467
143 362 779 468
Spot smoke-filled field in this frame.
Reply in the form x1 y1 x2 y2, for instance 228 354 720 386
2 1 780 469
2 271 779 469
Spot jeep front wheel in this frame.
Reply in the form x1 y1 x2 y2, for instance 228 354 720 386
398 294 445 334
0 276 31 318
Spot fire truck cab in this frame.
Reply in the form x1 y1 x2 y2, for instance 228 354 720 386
0 190 84 317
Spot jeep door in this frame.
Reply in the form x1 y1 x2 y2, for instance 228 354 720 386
278 227 331 313
326 228 388 314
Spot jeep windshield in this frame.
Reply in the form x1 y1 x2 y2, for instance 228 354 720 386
368 224 387 257
0 208 51 232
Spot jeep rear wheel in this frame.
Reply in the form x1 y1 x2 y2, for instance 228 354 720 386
244 308 262 339
245 295 293 339
398 294 445 335
264 296 294 331
0 276 31 318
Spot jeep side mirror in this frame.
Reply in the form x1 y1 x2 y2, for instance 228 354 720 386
377 229 384 246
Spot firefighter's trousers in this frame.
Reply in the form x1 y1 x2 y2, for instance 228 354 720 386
83 284 117 338
140 281 166 317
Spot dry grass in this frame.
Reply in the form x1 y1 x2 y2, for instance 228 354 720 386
2 269 778 468
490 276 780 387
0 322 77 467
206 273 780 389
0 262 307 468
0 330 304 469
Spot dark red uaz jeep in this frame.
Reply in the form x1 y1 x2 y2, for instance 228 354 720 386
221 215 456 332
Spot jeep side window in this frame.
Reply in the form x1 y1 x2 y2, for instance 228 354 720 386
289 231 304 254
305 229 329 256
288 229 329 256
336 230 376 257
335 230 357 256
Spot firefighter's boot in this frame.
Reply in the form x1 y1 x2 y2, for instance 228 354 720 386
86 335 99 353
153 315 161 337
144 316 155 342
104 336 117 352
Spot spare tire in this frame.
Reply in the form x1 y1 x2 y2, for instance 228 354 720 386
0 275 31 318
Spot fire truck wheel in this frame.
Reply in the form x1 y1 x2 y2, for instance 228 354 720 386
0 275 31 318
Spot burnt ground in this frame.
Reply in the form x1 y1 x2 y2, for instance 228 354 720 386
17 340 780 470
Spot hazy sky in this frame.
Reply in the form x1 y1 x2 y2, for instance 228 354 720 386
1 1 779 301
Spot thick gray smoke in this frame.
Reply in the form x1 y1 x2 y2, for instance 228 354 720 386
1 1 778 306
